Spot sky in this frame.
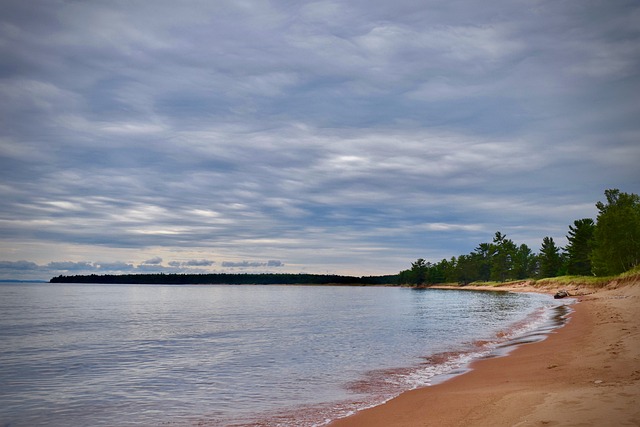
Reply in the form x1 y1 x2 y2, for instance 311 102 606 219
1 0 639 281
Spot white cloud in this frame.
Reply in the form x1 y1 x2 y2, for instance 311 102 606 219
169 259 216 267
141 257 163 265
47 261 94 271
222 260 285 268
96 262 135 271
184 259 215 266
0 260 39 271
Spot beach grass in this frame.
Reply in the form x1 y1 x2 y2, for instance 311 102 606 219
533 275 611 288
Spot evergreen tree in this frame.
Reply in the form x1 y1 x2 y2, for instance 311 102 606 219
591 189 640 275
456 253 478 285
428 260 446 284
398 258 448 286
474 242 492 281
439 257 458 283
565 218 595 275
401 258 429 285
490 232 516 281
512 244 537 279
538 236 562 278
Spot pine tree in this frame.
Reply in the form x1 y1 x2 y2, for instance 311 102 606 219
512 244 537 279
591 189 640 275
565 218 595 275
538 236 562 278
474 242 492 281
490 232 516 282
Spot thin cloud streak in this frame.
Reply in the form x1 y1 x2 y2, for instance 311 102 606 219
0 0 638 280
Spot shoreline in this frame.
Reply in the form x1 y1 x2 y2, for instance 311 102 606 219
329 280 640 426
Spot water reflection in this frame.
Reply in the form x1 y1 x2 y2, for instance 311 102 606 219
0 283 564 427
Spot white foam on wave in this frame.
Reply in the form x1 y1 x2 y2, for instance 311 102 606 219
228 295 576 427
306 297 577 427
402 296 575 390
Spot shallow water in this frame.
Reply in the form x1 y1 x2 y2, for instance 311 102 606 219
0 283 570 426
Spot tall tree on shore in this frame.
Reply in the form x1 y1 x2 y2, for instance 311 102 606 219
399 258 429 285
538 236 562 278
490 232 516 282
455 253 478 285
474 242 492 281
440 257 458 283
591 189 640 275
565 218 595 275
512 243 537 279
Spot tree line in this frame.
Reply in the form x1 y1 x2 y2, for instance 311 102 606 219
50 273 399 285
399 189 640 286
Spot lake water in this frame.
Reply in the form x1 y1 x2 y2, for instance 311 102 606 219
0 283 571 427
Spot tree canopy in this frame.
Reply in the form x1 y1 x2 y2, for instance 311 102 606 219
398 232 538 285
565 218 595 275
538 236 562 278
50 273 399 285
590 189 640 275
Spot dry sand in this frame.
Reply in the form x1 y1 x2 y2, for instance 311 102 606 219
329 279 640 427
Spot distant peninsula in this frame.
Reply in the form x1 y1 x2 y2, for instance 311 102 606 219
49 273 399 285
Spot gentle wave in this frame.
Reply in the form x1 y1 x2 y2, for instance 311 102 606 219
0 283 571 427
193 294 573 427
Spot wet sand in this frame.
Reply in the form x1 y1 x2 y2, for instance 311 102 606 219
329 281 640 426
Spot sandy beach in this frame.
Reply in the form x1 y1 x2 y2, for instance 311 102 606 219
330 279 640 427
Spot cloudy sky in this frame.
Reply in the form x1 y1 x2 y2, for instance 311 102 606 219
1 0 639 280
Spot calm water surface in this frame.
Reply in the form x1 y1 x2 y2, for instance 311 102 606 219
0 283 571 426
